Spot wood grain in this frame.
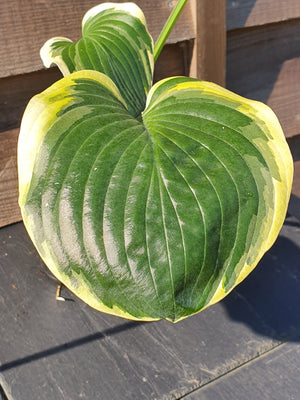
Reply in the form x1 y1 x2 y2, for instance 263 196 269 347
267 58 300 138
0 0 195 78
1 218 299 399
227 19 300 138
185 342 300 399
190 0 226 85
226 0 300 30
0 129 21 227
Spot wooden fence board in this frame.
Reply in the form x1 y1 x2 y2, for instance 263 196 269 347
267 58 300 139
0 129 21 227
226 19 300 138
226 0 300 30
154 42 191 82
190 0 226 85
0 68 62 132
0 0 195 78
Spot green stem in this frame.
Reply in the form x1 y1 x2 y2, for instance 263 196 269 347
154 0 188 62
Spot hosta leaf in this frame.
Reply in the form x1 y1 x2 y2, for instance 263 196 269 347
40 2 154 117
143 77 293 310
18 71 293 322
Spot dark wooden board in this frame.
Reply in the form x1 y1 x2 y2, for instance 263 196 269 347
226 19 300 138
288 194 300 224
288 136 300 163
154 42 191 82
184 342 300 399
0 68 62 133
0 215 299 399
226 0 300 30
293 161 300 198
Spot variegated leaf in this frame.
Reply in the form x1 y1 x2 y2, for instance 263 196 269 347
40 2 154 117
18 72 293 322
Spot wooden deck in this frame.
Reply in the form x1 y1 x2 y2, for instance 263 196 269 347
0 202 299 399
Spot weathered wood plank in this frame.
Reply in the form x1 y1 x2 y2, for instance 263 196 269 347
0 68 62 132
0 0 195 78
0 129 21 227
227 19 300 138
267 58 300 138
226 0 300 30
190 0 226 85
1 216 299 399
184 342 300 399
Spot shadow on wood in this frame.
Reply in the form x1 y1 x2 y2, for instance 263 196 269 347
0 321 145 373
222 216 300 342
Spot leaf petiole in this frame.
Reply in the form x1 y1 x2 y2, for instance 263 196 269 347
154 0 188 62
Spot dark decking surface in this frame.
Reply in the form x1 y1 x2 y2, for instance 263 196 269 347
0 209 299 399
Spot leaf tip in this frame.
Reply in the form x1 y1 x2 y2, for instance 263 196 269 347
40 37 73 75
82 2 147 28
